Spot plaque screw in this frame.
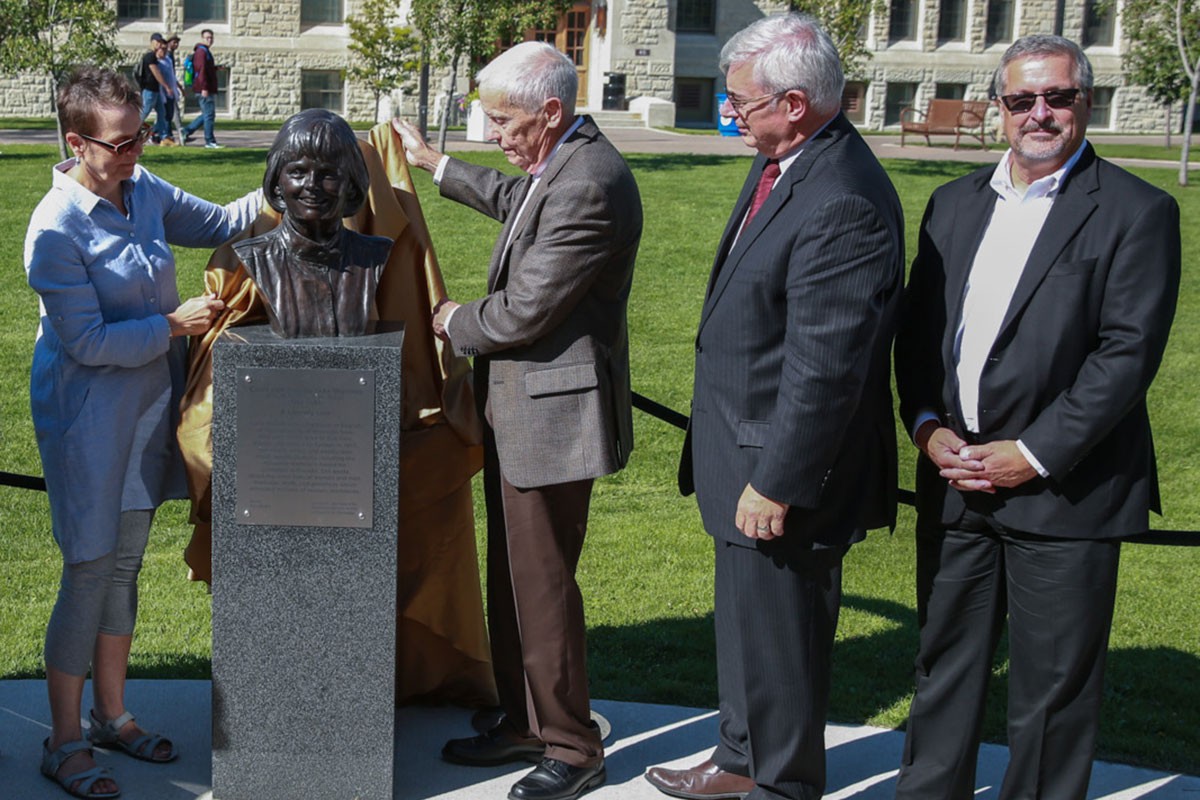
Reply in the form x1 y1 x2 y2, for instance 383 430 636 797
243 374 252 383
358 511 366 520
242 509 251 518
359 376 366 385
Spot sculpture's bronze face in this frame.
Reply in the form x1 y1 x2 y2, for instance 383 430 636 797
233 109 392 339
277 155 347 240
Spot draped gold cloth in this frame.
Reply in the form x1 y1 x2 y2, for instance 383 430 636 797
178 122 496 707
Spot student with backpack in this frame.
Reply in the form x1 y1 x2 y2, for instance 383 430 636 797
180 30 224 149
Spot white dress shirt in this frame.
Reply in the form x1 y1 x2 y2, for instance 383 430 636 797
933 142 1087 476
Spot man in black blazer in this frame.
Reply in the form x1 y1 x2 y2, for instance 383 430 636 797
645 14 904 800
894 35 1180 798
395 41 642 800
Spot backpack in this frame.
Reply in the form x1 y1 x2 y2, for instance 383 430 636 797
182 53 194 88
135 53 149 88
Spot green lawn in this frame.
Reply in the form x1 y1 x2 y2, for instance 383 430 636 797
1 144 1198 775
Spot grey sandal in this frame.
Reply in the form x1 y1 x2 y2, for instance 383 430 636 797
87 710 178 763
40 738 120 799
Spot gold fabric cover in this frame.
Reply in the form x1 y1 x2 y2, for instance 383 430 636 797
178 122 496 707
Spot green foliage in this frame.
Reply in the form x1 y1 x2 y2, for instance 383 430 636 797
789 0 884 79
347 0 420 119
407 0 569 68
0 0 120 159
1 146 1199 773
1121 0 1200 184
1122 0 1200 106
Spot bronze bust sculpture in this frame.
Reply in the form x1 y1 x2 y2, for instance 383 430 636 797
235 109 394 338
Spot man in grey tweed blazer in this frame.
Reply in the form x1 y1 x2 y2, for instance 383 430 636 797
395 40 641 800
645 14 903 800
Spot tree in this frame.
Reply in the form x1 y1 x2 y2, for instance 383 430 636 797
789 0 886 79
407 0 569 151
347 0 420 121
0 0 121 160
1122 0 1200 185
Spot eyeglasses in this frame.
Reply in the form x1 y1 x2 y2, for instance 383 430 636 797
998 88 1080 114
722 91 788 116
78 123 153 155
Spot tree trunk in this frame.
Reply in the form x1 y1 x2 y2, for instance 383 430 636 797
1180 61 1199 186
53 93 67 162
437 51 459 153
1165 103 1173 149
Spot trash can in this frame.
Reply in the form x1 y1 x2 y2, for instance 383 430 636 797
603 72 626 111
717 93 740 136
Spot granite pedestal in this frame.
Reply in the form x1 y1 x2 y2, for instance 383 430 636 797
210 324 403 800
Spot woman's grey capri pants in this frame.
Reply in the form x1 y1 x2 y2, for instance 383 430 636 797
44 510 154 676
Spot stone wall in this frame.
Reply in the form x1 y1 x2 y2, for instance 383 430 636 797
0 0 1185 133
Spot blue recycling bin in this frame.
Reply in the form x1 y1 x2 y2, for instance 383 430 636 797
716 93 740 136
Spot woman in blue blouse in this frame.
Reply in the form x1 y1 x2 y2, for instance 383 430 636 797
24 67 261 799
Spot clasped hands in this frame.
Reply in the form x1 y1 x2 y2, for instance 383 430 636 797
914 421 1037 493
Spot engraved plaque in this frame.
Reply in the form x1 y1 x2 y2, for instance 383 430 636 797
235 367 374 528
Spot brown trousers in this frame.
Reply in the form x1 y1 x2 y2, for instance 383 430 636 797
483 427 602 768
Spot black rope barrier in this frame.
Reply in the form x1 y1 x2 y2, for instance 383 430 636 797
1 470 46 492
630 392 1200 547
2 393 1196 546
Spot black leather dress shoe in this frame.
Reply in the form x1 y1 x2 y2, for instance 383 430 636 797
442 722 545 766
508 757 606 800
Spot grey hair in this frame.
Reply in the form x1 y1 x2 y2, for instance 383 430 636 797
719 13 845 117
476 41 578 116
992 34 1094 97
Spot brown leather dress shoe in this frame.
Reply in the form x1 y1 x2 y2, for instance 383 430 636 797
644 759 754 799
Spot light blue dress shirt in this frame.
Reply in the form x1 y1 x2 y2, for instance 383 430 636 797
25 160 261 563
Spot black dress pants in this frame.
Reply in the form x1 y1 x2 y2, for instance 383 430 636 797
712 538 847 800
895 509 1121 800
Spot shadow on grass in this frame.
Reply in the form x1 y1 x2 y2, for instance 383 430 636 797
1 652 212 681
589 593 1200 774
624 153 744 172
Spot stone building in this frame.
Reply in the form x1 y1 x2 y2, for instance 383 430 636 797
0 0 1169 133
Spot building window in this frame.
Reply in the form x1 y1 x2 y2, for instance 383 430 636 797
184 0 226 23
675 77 715 125
302 70 344 112
183 67 230 113
842 81 867 124
937 0 966 42
889 0 918 42
1082 0 1115 47
1091 86 1114 128
936 82 967 99
985 0 1014 45
885 81 918 125
118 0 160 20
301 0 342 24
677 0 715 33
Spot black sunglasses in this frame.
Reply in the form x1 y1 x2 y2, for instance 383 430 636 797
998 88 1080 114
78 123 154 155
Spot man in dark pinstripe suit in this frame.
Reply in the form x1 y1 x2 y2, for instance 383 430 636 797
645 14 904 800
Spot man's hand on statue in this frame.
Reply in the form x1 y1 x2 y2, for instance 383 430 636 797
432 298 459 342
391 119 442 173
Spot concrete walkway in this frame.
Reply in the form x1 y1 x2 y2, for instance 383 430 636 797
0 125 1188 171
1 679 1197 799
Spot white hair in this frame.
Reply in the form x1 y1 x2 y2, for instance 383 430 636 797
477 41 578 115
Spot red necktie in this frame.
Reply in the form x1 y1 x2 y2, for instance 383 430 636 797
743 159 781 229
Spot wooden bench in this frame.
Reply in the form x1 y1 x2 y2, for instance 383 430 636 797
899 98 989 150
